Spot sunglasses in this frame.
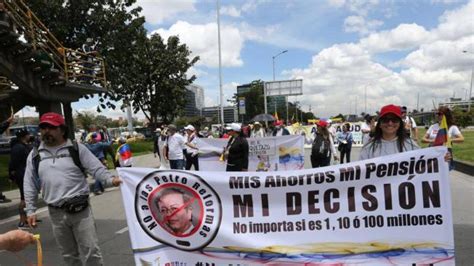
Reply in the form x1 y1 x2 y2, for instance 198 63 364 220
39 124 59 130
380 117 400 124
436 112 444 116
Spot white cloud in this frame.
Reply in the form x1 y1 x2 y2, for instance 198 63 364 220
329 0 380 16
290 43 401 115
360 23 431 53
187 66 208 79
152 21 244 68
203 82 239 107
398 37 474 71
344 15 383 35
288 1 474 117
220 5 241 17
136 0 196 25
220 0 265 18
205 96 217 107
433 0 474 41
328 0 346 8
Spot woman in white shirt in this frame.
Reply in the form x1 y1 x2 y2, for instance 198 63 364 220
422 106 464 170
422 106 464 145
360 104 419 160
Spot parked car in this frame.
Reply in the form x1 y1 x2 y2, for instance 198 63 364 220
0 125 40 154
0 135 14 154
9 125 39 137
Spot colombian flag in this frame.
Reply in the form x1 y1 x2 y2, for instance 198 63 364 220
274 111 279 120
433 114 451 148
117 143 132 166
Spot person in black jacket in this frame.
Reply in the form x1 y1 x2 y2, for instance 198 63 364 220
0 115 14 203
9 129 31 228
224 123 249 172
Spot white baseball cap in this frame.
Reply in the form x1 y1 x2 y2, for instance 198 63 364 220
184 125 195 131
227 123 241 132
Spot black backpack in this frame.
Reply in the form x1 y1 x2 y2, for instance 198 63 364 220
311 133 330 158
31 140 86 190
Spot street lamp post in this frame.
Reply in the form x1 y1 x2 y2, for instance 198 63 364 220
271 50 288 122
272 50 288 81
216 0 224 125
463 50 473 112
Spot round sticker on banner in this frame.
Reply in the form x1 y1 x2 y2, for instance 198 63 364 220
135 170 222 251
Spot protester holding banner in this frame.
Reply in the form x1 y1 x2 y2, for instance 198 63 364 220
250 121 266 138
23 112 122 265
422 106 464 145
422 106 464 170
223 123 249 171
310 120 338 167
360 104 419 160
163 124 186 170
272 120 290 136
337 123 353 163
184 124 199 170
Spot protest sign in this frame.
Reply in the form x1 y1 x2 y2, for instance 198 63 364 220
196 135 305 171
118 146 454 265
289 122 364 147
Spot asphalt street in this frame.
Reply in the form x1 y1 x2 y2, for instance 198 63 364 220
0 148 472 265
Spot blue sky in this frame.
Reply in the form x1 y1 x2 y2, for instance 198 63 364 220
33 0 472 120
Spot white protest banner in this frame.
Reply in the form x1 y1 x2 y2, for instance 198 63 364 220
196 135 305 171
118 146 454 265
288 122 364 148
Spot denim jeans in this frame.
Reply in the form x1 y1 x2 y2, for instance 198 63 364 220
169 159 184 170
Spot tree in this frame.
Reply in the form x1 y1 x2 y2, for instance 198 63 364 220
75 111 95 131
175 116 206 130
230 80 265 122
27 0 146 110
452 107 474 128
126 34 199 124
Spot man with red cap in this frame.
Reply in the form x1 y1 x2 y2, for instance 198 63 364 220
23 112 122 265
272 120 290 136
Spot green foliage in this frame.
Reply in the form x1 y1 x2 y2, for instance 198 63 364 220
452 107 474 128
174 116 206 130
111 139 154 156
75 111 95 131
128 34 199 124
417 128 474 162
231 80 265 122
27 0 147 109
74 111 140 129
28 1 198 124
302 112 316 121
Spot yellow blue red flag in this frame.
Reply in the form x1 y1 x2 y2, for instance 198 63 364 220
433 114 451 148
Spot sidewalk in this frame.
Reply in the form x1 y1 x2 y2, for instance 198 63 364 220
0 153 162 220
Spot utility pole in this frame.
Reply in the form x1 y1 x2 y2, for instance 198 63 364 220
216 0 224 125
417 92 420 111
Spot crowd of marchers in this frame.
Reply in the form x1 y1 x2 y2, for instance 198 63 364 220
0 103 465 265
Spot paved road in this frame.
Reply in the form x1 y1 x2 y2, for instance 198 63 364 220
0 149 472 265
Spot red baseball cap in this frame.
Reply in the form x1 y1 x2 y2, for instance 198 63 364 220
379 104 401 119
317 120 328 128
39 112 65 127
274 120 283 126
